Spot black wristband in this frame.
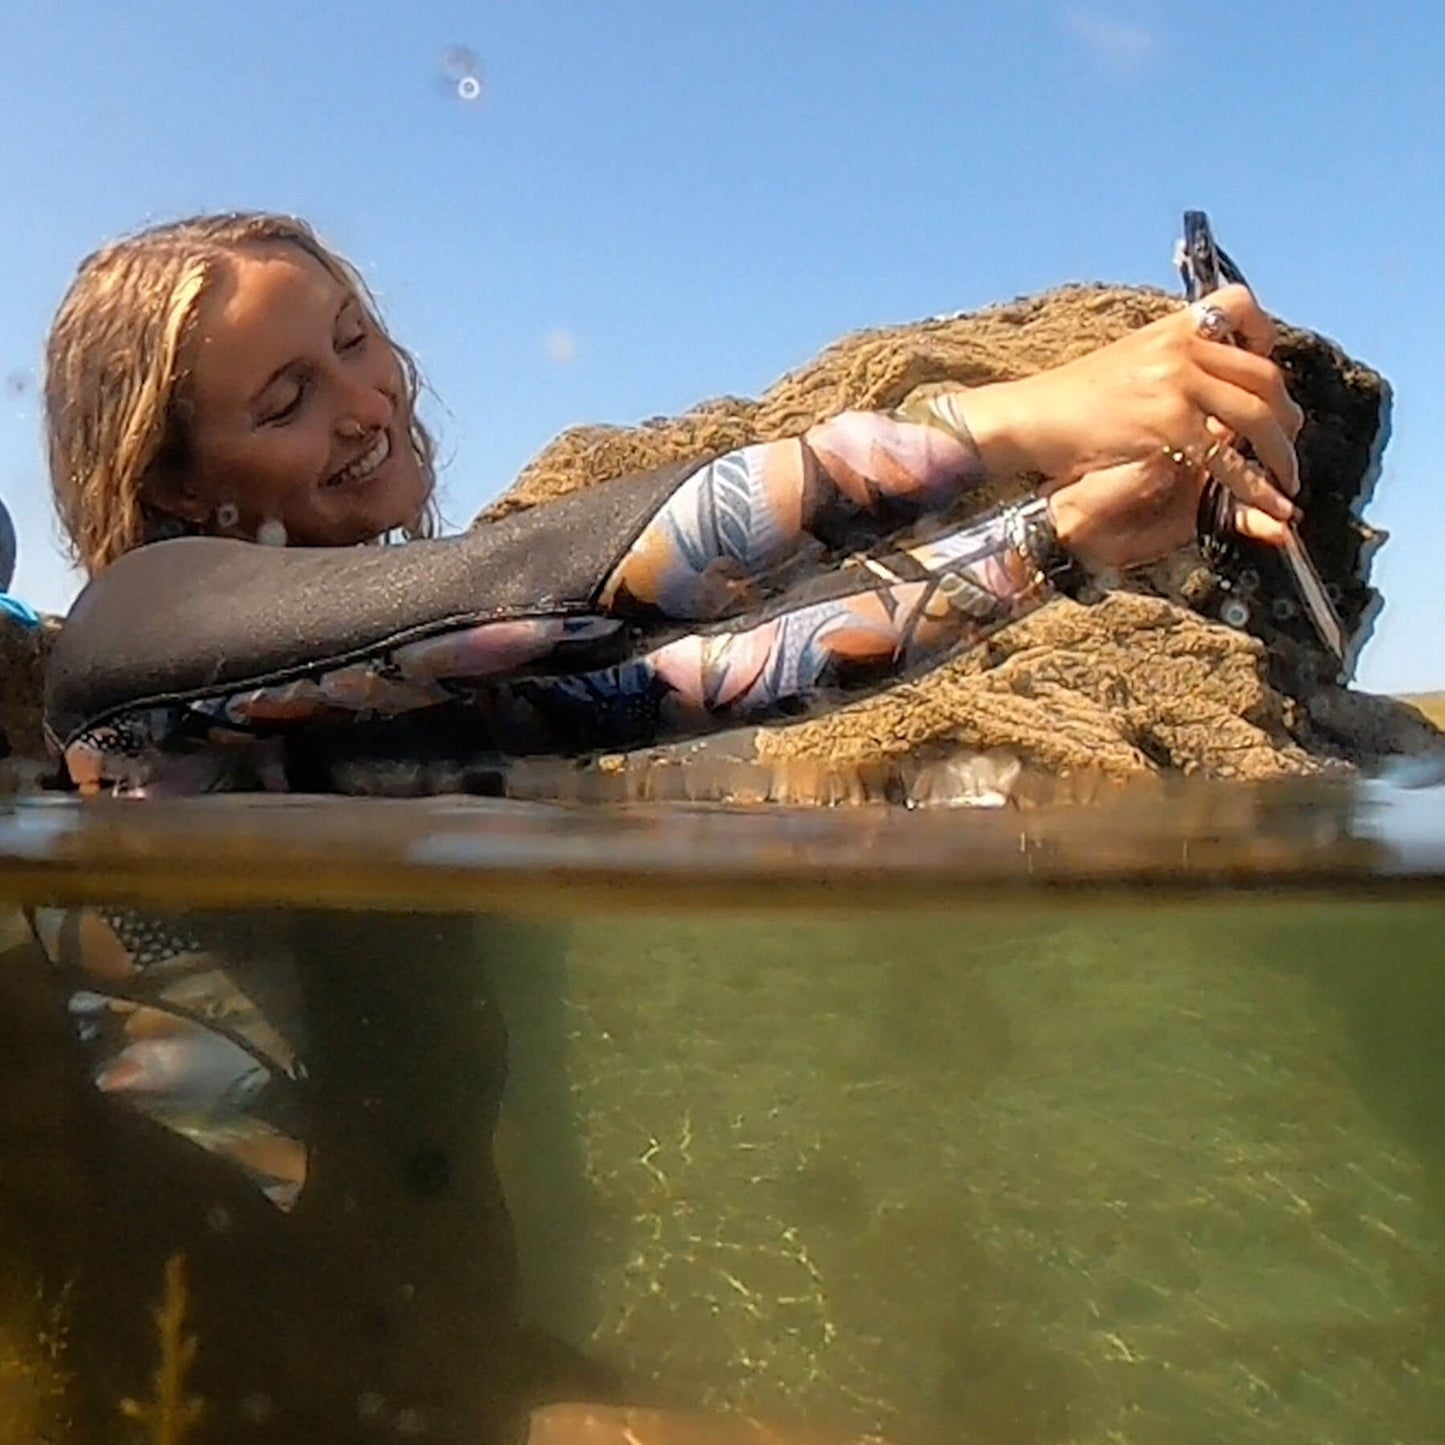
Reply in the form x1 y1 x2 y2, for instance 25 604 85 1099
1007 496 1085 591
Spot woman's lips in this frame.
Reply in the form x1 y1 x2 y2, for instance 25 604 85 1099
324 429 391 489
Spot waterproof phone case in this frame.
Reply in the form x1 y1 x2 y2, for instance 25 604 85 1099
1176 211 1345 661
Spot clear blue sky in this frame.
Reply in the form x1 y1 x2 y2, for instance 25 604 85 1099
2 0 1441 690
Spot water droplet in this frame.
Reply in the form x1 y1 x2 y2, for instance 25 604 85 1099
205 1204 232 1233
440 44 484 103
4 371 28 398
440 45 478 81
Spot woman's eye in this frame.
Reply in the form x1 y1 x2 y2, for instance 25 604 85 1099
261 387 304 425
339 328 367 353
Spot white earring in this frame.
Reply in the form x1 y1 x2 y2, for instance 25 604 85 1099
215 501 240 530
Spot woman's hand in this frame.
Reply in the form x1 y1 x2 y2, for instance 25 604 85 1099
1043 432 1306 575
959 284 1305 570
1041 453 1293 573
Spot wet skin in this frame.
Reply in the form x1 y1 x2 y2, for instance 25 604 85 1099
148 245 430 547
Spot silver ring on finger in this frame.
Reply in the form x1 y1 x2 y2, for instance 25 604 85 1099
1190 301 1235 343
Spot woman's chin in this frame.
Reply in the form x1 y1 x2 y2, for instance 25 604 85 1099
319 468 431 542
376 477 432 537
376 460 432 532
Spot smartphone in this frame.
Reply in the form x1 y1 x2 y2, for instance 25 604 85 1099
1176 211 1345 661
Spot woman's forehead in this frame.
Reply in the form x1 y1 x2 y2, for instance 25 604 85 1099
201 247 348 341
188 247 352 401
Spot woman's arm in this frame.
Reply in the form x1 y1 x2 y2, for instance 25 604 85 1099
598 397 993 622
600 283 1302 621
484 493 1075 753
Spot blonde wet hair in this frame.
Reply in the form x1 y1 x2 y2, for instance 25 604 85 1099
45 212 439 574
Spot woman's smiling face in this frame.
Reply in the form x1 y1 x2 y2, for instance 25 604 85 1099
153 244 431 547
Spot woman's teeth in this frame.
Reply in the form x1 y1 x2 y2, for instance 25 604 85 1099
327 431 390 488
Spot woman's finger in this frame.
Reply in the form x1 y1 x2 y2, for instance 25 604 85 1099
1188 372 1300 506
1192 337 1305 446
1197 413 1306 513
1201 441 1297 524
1190 282 1278 357
1232 503 1292 547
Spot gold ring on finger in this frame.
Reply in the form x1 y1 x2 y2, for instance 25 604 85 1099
1161 443 1195 474
1162 440 1221 476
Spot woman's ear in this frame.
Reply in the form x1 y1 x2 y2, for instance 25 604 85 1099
142 463 213 526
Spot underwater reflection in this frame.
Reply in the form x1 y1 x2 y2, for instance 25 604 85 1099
1 910 607 1443
0 782 1443 1441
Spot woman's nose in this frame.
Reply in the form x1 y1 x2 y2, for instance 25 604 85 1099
334 376 392 437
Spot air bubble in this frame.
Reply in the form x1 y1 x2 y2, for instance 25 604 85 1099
457 75 482 102
1271 596 1298 621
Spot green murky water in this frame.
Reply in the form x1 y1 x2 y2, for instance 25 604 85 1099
0 782 1442 1443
